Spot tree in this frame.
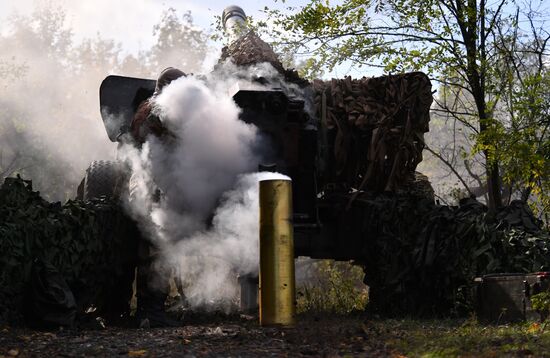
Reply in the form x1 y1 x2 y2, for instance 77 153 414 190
0 4 210 201
265 0 549 212
492 8 550 218
147 8 210 74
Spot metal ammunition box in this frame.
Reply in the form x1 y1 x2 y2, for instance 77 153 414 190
475 272 550 323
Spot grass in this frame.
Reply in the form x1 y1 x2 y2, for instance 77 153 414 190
367 318 550 357
296 259 368 314
292 260 550 356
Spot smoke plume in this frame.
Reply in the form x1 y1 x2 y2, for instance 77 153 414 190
0 3 210 201
120 68 293 309
169 171 289 308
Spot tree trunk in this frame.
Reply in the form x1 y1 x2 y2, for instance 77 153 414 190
486 158 502 212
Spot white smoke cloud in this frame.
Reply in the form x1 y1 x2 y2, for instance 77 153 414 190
147 76 259 233
119 69 293 309
0 36 119 200
169 171 290 308
0 0 209 53
207 61 310 105
0 2 213 201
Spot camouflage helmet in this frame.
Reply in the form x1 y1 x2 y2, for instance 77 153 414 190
155 67 186 93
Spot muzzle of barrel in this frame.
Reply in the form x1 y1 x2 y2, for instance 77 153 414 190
222 5 247 42
259 178 296 326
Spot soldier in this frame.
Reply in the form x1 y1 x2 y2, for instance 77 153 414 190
131 67 185 145
130 67 186 328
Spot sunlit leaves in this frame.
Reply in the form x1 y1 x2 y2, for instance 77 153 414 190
263 0 548 214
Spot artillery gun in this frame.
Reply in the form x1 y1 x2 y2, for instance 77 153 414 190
77 5 434 313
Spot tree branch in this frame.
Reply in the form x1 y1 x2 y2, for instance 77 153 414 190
425 144 474 196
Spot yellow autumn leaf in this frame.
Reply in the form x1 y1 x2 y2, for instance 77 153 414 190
128 349 147 356
527 322 540 333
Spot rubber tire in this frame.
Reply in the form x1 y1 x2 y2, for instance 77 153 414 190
81 160 127 200
79 160 135 320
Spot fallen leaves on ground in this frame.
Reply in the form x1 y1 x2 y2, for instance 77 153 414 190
2 316 550 357
128 349 147 356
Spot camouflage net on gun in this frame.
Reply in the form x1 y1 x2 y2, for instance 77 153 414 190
219 31 308 86
313 72 433 192
220 33 432 193
220 31 285 73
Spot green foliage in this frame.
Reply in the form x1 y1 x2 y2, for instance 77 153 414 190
264 0 549 213
262 0 469 78
149 8 210 73
531 292 550 322
427 204 550 312
498 69 550 220
296 260 368 314
372 318 550 357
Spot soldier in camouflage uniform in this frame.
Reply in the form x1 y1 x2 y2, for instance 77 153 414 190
131 67 184 144
130 67 186 328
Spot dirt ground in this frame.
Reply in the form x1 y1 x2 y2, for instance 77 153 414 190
0 314 390 357
3 314 550 357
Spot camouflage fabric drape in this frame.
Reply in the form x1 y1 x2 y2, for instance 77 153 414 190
313 72 433 192
354 193 550 316
0 177 138 325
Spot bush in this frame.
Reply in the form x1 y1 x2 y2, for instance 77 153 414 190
531 291 550 322
296 260 368 314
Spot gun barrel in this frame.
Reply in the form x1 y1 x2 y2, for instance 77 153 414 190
222 5 247 42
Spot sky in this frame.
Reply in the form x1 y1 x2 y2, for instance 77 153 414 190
0 0 293 55
1 0 546 78
0 0 370 78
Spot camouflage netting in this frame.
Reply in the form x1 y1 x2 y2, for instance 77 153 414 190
220 33 433 192
313 73 433 192
220 31 284 72
0 177 138 325
1 38 547 323
1 175 548 321
219 31 308 86
353 194 550 316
